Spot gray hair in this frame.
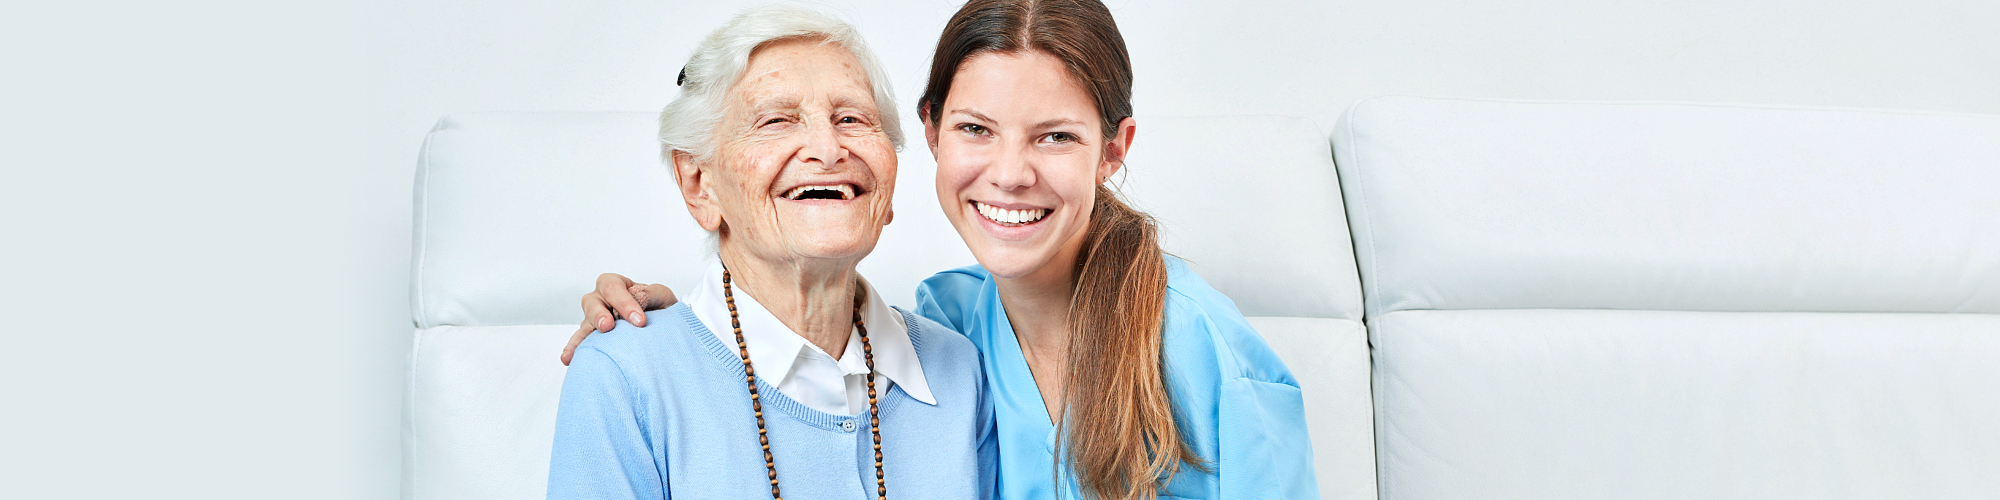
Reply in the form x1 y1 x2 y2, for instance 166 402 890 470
660 4 904 164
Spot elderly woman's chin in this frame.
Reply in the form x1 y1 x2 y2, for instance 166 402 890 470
764 196 890 261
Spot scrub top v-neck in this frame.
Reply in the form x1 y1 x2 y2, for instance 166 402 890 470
960 266 1062 499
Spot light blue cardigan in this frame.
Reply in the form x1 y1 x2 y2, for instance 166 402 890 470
547 304 996 500
916 256 1320 499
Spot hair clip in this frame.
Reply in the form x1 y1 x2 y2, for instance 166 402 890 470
677 67 687 86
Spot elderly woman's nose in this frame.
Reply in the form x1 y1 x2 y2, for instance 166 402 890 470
795 119 849 167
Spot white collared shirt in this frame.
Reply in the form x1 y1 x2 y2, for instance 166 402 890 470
684 256 935 415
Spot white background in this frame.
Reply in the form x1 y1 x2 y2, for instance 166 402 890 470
4 0 1995 497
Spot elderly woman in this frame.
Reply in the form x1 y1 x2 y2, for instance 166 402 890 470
545 6 993 500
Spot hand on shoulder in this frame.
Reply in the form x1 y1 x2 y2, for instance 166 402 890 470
563 273 678 366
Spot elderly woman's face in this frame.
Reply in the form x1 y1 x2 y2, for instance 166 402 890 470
687 38 897 265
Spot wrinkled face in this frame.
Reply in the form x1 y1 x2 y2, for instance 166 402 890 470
680 38 897 265
929 51 1120 280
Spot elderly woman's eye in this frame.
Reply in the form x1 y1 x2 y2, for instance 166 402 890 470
839 116 861 124
762 117 789 126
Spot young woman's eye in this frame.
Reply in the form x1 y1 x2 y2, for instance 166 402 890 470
956 123 989 135
1045 132 1076 143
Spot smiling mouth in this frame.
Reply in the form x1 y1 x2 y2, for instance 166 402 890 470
973 201 1050 226
783 184 858 201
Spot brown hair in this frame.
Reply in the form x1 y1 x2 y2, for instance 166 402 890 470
919 1 1203 498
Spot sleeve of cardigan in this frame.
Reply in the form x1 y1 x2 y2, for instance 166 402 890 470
546 345 665 500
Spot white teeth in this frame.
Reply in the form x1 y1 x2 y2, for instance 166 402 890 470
974 202 1049 225
784 184 855 200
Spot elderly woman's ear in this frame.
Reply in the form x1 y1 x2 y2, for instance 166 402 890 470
671 151 725 232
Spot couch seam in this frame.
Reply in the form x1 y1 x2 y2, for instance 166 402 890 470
1343 99 1384 320
1337 96 1390 500
412 120 440 330
402 327 425 500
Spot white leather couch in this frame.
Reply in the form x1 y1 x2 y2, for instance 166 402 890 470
1336 96 2000 499
407 97 1999 499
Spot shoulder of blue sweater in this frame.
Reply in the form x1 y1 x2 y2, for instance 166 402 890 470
899 308 980 364
572 304 703 367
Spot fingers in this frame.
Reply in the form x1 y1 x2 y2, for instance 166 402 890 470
631 283 678 310
596 273 648 327
562 320 593 366
581 292 618 333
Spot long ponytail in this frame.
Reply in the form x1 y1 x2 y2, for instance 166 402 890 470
1059 185 1205 500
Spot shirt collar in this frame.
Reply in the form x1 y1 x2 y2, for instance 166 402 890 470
686 256 935 406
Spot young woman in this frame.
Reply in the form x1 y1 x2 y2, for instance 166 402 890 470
571 1 1317 498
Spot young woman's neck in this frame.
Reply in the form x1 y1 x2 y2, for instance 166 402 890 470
993 230 1091 424
719 243 860 360
993 232 1091 357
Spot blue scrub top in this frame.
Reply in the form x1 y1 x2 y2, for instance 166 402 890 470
916 256 1320 500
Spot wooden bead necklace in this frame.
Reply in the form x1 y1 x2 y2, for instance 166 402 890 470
723 266 886 500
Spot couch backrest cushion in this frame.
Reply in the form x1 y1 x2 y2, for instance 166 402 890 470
411 112 712 328
1337 96 2000 500
1122 115 1363 320
1335 96 2000 318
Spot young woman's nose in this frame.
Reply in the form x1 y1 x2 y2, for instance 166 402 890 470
985 144 1037 190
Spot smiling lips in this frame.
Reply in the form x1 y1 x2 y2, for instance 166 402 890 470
783 184 858 201
973 201 1050 226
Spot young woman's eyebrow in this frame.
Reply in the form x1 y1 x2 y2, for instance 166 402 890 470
947 109 997 124
1032 118 1085 130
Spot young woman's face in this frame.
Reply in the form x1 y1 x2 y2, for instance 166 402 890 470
927 50 1125 280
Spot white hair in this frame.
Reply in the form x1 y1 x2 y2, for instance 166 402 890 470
660 4 904 164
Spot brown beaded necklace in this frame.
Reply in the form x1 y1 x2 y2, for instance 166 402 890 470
722 266 886 500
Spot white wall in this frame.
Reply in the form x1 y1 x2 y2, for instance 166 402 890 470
4 1 394 499
5 0 1993 497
